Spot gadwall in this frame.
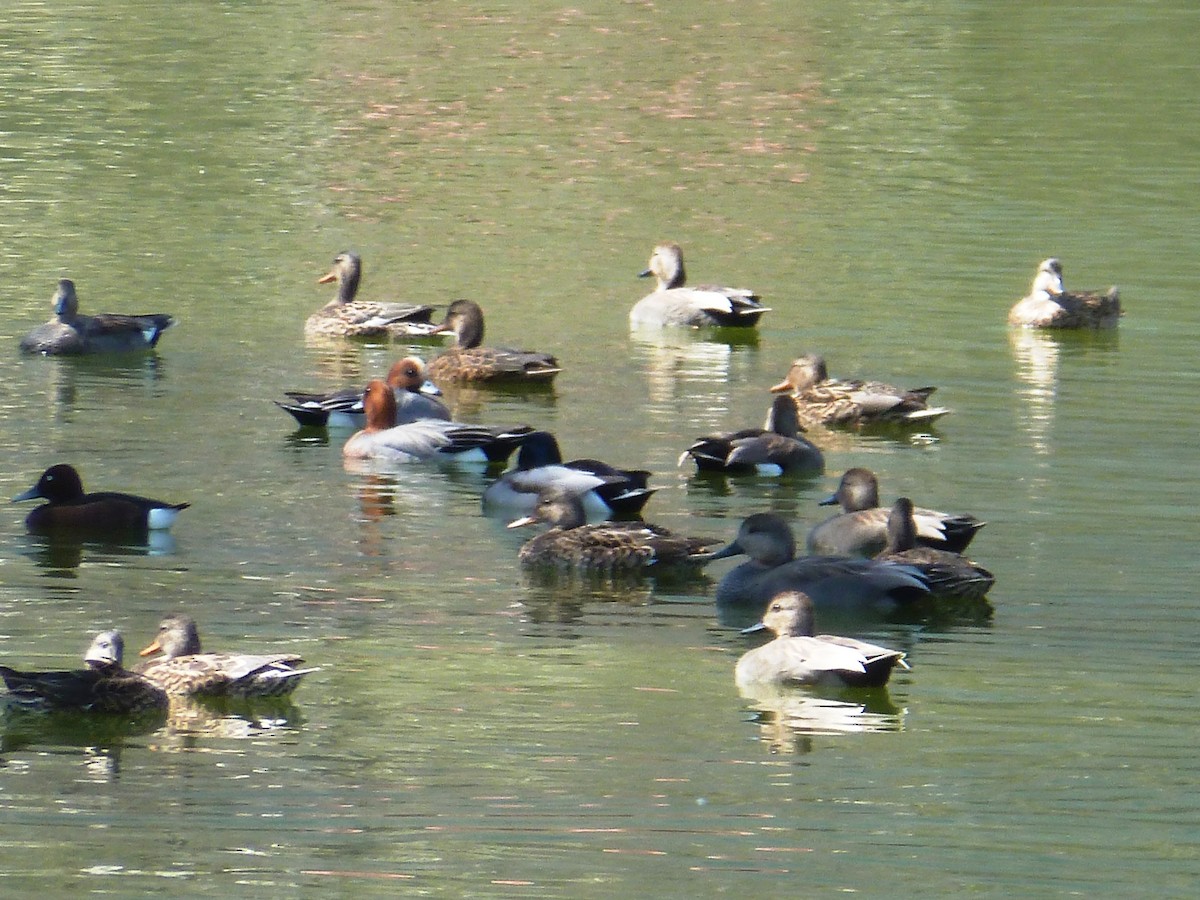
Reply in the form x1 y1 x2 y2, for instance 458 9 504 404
0 631 168 714
342 379 531 464
508 488 718 572
631 242 770 328
875 498 995 601
276 356 450 429
769 354 949 428
735 591 909 689
13 464 189 537
679 395 825 476
807 467 984 557
137 614 319 698
482 431 656 519
305 252 438 338
19 279 174 355
428 299 561 383
1008 258 1121 329
707 513 930 614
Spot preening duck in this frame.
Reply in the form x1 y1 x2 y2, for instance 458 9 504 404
1008 257 1121 329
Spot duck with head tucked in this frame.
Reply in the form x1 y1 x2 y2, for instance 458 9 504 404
427 299 561 383
769 354 949 429
631 242 770 328
679 394 825 476
706 512 930 616
808 467 984 557
19 279 174 355
1008 257 1121 329
343 379 532 464
482 430 657 520
875 498 995 601
13 464 189 539
137 614 318 698
276 356 450 429
735 591 909 689
507 488 719 572
0 631 168 715
305 251 439 339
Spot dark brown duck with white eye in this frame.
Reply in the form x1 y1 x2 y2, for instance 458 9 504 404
428 299 561 383
507 488 718 572
137 614 319 698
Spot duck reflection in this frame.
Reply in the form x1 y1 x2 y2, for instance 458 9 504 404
740 684 905 753
32 353 168 423
519 566 713 625
1009 328 1060 456
17 532 179 575
159 695 304 742
629 325 758 426
2 704 167 779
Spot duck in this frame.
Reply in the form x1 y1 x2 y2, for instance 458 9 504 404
13 464 189 538
735 591 909 689
706 512 930 615
768 354 949 428
482 431 656 519
137 614 319 698
0 631 168 714
305 251 439 338
19 279 174 355
631 242 770 328
807 467 984 557
875 498 995 601
427 299 561 383
343 379 532 464
679 394 825 476
507 488 719 572
276 356 451 429
1008 257 1122 329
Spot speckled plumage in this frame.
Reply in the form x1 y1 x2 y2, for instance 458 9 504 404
428 299 560 383
1008 258 1121 329
305 252 438 338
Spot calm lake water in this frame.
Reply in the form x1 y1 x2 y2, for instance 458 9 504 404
1 1 1198 896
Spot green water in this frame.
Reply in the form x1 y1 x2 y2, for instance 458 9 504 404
1 1 1198 896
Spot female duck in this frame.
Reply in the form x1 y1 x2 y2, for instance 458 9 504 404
735 591 908 689
276 356 451 429
1008 257 1121 329
808 467 984 557
631 242 770 328
482 430 656 519
706 512 929 615
680 394 824 476
0 631 168 714
876 498 995 601
343 379 531 464
507 488 718 572
19 279 174 355
769 354 949 429
428 299 560 383
13 464 189 537
306 251 438 338
137 614 318 698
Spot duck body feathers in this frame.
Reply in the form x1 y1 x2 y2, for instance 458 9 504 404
428 300 560 383
681 395 824 476
20 280 174 355
306 252 439 338
13 464 189 537
875 498 995 601
770 354 948 428
632 243 769 328
1009 258 1121 329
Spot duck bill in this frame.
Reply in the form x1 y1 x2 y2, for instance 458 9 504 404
637 268 653 279
506 515 540 530
11 486 40 503
817 493 838 506
138 638 163 658
739 621 769 635
704 540 745 563
317 270 337 284
418 379 442 397
767 378 792 393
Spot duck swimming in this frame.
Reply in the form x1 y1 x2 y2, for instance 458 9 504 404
679 394 824 476
1008 257 1121 329
13 464 189 538
769 354 949 429
343 378 531 464
706 512 930 615
0 631 168 714
631 242 770 328
875 498 995 601
428 299 561 383
276 356 450 429
807 467 984 557
735 591 909 689
507 488 718 572
19 279 174 355
137 614 319 698
305 252 439 338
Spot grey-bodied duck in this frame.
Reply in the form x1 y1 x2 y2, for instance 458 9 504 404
19 279 174 355
0 631 168 714
1008 257 1121 329
735 591 909 689
428 299 561 383
631 242 770 328
137 614 318 698
305 251 438 338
